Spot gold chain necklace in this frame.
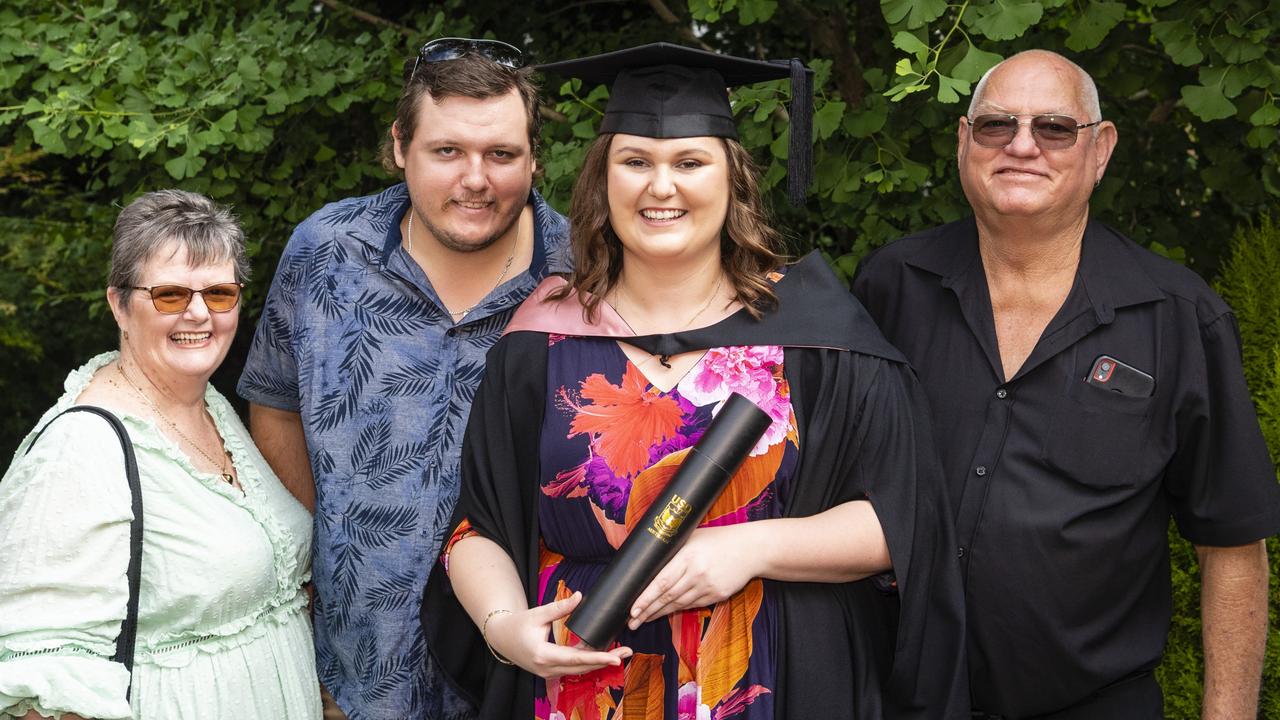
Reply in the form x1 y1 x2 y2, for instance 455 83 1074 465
405 211 518 320
613 273 724 368
116 361 235 485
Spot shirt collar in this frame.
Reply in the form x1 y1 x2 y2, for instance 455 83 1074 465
905 216 1165 325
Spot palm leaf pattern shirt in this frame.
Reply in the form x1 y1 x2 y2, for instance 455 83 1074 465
238 183 570 720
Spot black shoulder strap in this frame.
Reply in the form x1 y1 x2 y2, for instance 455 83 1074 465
24 405 143 699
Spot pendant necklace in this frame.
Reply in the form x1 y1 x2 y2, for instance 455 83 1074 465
405 210 518 320
614 273 724 368
116 360 236 486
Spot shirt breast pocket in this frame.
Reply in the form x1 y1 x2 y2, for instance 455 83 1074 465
1042 380 1153 489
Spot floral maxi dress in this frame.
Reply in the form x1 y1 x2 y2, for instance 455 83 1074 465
451 335 799 720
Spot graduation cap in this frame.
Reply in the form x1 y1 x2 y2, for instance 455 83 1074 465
539 42 814 205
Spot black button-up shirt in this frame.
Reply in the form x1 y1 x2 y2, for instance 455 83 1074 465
853 217 1280 718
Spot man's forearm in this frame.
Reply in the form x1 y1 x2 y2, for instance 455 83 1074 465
1198 540 1270 720
249 403 317 513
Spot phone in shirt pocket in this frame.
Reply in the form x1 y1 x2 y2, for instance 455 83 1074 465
1085 355 1155 398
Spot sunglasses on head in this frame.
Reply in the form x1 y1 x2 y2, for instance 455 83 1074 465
410 37 525 78
966 114 1102 150
127 283 244 314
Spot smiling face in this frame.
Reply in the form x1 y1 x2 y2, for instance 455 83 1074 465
957 53 1116 226
110 243 239 386
606 134 731 266
393 89 534 253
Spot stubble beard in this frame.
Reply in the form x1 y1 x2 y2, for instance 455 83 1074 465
418 199 524 255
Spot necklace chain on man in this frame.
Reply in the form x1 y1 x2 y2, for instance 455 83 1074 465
405 211 517 320
116 360 235 485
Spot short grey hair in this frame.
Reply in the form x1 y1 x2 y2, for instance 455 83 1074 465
108 190 248 312
968 50 1101 123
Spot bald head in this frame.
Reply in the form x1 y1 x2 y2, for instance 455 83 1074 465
969 50 1101 123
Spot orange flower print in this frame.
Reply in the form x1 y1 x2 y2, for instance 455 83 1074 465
567 364 684 478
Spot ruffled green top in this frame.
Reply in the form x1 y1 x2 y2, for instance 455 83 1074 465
0 352 320 719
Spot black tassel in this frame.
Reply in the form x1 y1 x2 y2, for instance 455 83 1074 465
787 58 814 207
658 355 673 368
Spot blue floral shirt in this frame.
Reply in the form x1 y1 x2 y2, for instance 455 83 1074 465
238 183 570 720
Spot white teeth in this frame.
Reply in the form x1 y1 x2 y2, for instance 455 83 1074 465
642 209 686 220
457 200 491 209
171 332 211 344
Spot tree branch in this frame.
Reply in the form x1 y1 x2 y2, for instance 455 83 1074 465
788 0 865 107
540 106 568 123
646 0 714 52
315 0 416 38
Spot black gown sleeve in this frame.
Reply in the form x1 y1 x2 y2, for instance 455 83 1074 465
421 331 549 720
779 347 968 719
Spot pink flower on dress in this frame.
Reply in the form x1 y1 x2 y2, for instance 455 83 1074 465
677 346 791 455
678 681 712 720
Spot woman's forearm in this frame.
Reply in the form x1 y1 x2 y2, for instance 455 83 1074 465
753 499 891 583
447 534 530 626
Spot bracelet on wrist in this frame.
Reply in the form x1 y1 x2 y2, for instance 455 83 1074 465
481 608 515 665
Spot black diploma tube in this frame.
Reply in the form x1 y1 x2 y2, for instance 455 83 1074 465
567 392 773 649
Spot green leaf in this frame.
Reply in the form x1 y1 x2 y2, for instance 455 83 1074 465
313 144 337 162
1245 126 1277 149
1210 35 1266 65
951 43 1002 83
237 55 261 84
844 99 888 137
1250 103 1280 127
892 31 930 63
1181 83 1237 121
1064 1 1124 51
752 98 779 122
770 127 790 159
1200 65 1253 99
894 58 917 78
688 0 721 22
936 74 970 104
738 0 777 24
969 1 1043 41
881 0 947 29
886 81 930 102
571 119 595 138
326 93 355 113
1151 20 1203 67
814 100 846 140
264 88 289 114
213 109 237 132
27 118 66 154
163 151 206 180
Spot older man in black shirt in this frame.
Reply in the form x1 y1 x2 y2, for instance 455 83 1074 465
853 49 1280 719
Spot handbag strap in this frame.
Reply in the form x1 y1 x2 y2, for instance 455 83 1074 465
23 404 143 699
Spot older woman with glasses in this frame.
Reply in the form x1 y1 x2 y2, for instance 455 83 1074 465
0 190 320 720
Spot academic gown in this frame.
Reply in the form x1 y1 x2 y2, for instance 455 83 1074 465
421 252 968 719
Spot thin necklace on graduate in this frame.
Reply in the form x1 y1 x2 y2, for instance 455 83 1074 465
612 273 724 368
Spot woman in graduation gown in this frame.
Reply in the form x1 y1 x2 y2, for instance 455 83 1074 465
423 44 967 720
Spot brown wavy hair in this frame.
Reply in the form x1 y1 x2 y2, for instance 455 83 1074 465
552 133 784 321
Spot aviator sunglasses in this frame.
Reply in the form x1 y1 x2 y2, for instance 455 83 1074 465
966 114 1102 150
410 37 525 77
127 282 244 314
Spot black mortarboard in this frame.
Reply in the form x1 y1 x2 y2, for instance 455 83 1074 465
539 43 814 205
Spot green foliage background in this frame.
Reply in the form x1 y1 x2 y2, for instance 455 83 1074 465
1 0 1277 714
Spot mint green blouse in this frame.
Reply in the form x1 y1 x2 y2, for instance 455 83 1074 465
0 353 320 719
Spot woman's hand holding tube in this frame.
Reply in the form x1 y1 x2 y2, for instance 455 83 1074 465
628 499 892 628
486 591 632 678
448 534 631 678
628 524 761 628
